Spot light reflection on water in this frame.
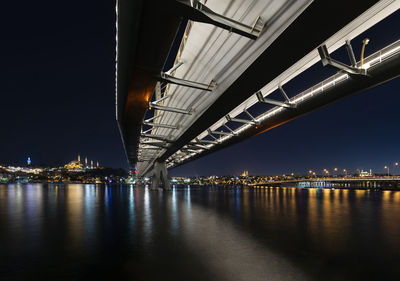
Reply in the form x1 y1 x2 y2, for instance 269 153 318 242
1 184 400 280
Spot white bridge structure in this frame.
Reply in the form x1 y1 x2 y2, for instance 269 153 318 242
116 0 400 189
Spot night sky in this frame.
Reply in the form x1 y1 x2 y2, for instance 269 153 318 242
1 1 400 176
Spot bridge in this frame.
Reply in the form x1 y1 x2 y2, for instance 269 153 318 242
116 0 400 189
252 177 400 189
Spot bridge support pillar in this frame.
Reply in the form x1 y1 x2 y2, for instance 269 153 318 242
151 161 171 190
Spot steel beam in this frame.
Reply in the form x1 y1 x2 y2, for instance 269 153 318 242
256 91 296 108
182 148 201 153
209 129 231 136
149 103 192 114
140 141 169 149
278 85 291 102
140 146 163 150
145 114 163 123
223 124 236 135
207 129 218 140
243 109 258 125
176 0 264 40
187 143 209 150
152 95 170 104
141 128 153 134
225 114 256 125
143 122 178 129
165 61 184 75
137 159 153 162
345 40 357 67
317 44 366 75
141 133 171 142
160 72 216 91
195 138 218 145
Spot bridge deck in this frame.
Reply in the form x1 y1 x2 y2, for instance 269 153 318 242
116 0 399 176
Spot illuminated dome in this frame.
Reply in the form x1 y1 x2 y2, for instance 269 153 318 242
64 160 83 170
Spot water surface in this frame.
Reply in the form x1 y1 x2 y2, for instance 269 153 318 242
1 184 399 280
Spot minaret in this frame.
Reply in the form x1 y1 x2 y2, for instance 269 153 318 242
97 161 99 168
85 157 88 167
78 155 81 163
91 160 93 169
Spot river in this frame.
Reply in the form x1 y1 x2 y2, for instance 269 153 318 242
1 184 399 280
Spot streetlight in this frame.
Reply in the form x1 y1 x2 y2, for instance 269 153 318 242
395 162 399 176
343 169 347 177
384 166 390 177
334 168 338 177
360 38 370 67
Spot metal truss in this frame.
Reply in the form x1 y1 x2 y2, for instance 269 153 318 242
141 128 153 134
223 124 236 135
139 141 169 149
186 143 209 150
256 89 296 108
141 133 172 142
345 40 357 67
139 146 163 150
144 114 163 123
208 129 231 136
176 0 264 40
318 44 367 75
149 102 192 114
160 72 216 91
143 122 178 129
226 114 256 125
194 138 218 145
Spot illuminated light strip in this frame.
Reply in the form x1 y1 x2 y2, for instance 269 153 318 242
115 1 119 121
169 39 400 166
362 41 400 69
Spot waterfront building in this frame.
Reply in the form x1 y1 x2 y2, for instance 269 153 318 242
64 155 83 171
359 169 373 177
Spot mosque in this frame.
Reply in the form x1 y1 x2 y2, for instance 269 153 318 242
64 155 100 171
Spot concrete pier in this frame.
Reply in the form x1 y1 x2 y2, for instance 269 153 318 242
151 161 171 190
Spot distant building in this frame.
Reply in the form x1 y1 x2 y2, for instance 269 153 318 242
27 157 31 166
359 169 373 177
240 170 249 177
64 155 83 171
64 155 102 171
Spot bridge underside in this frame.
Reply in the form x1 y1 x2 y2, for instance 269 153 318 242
168 45 400 168
116 0 399 180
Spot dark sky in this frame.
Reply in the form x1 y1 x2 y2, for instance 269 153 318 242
1 1 399 175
